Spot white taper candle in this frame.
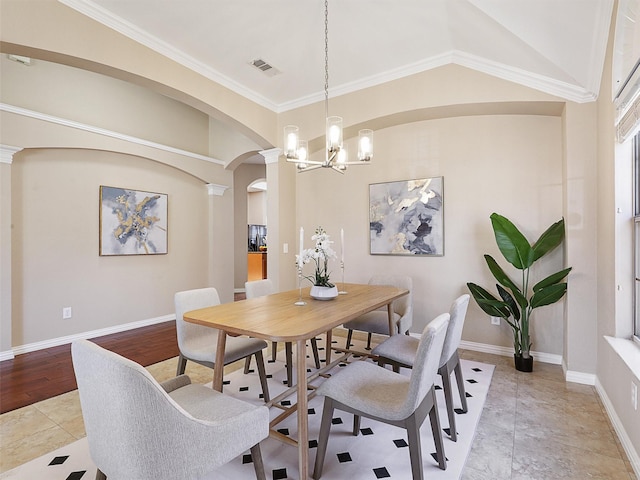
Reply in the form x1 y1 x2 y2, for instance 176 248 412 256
299 227 304 268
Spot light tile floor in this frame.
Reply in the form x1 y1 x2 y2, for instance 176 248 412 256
0 340 636 479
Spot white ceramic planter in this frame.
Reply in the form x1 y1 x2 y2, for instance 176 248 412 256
310 285 338 301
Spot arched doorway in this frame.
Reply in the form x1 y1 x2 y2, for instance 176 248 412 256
247 178 267 281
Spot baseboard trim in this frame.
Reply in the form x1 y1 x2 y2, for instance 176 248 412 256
595 377 640 479
459 340 563 365
563 367 597 386
0 315 175 359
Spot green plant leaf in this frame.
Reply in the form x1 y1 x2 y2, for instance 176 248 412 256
533 267 572 291
530 283 567 308
466 283 511 317
490 213 533 269
485 255 527 309
484 255 518 291
497 284 521 321
532 218 565 262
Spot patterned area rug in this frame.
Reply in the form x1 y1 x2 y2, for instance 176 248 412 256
2 338 493 480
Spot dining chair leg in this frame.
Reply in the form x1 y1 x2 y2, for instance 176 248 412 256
310 337 321 369
250 443 266 480
313 397 335 479
453 356 468 413
428 389 447 470
285 342 293 387
271 341 277 362
352 414 361 436
440 364 457 442
406 413 425 480
345 329 353 348
254 351 270 402
176 354 187 376
243 356 252 374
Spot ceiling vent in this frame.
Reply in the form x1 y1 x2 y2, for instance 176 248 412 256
249 58 281 77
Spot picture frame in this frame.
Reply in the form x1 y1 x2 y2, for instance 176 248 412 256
99 186 168 256
369 176 444 256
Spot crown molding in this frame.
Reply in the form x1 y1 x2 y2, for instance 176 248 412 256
58 0 279 113
260 148 281 165
1 103 224 165
0 144 23 164
279 49 597 112
207 183 229 196
59 0 601 112
452 50 597 104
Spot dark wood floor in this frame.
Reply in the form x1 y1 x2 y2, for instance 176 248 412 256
0 321 180 414
0 293 248 415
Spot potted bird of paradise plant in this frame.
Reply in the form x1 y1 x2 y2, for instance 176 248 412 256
467 213 571 371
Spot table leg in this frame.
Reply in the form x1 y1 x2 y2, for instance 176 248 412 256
296 338 309 479
212 330 227 392
325 329 332 365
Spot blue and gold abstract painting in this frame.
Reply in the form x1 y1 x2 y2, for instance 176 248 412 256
99 186 168 255
369 177 443 256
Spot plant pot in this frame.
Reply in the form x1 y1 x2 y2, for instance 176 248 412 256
514 354 533 372
310 285 338 301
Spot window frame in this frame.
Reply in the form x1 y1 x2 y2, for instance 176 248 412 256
634 132 640 342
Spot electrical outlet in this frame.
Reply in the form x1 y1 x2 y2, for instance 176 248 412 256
62 307 72 319
490 316 501 325
283 243 289 254
632 382 638 411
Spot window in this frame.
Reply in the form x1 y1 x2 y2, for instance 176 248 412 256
634 132 640 340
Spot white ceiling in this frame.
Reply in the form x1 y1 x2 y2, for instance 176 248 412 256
60 0 614 112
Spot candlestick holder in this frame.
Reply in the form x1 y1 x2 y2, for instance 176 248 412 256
295 267 306 305
338 261 347 294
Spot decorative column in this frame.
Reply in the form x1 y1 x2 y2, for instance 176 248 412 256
0 145 23 360
260 149 282 288
206 183 232 302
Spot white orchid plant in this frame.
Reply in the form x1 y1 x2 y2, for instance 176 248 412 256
296 226 337 287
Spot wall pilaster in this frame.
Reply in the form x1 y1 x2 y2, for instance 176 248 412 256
0 145 23 359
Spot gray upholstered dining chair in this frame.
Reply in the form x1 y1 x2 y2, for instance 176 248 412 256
343 274 413 350
313 313 450 480
372 294 471 441
244 279 321 387
72 339 269 480
175 287 270 402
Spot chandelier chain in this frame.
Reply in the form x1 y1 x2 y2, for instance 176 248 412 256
283 0 372 173
324 0 329 119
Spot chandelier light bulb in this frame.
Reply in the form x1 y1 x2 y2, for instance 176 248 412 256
298 140 308 162
337 146 348 170
326 116 343 151
358 129 373 162
284 125 299 159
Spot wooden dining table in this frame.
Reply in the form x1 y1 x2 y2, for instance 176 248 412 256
183 282 409 479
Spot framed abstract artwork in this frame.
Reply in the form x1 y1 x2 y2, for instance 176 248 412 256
99 186 168 256
369 177 444 256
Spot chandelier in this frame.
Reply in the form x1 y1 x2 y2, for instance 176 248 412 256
283 0 373 173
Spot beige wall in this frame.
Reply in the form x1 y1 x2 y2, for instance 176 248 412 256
11 148 210 346
1 56 210 155
248 191 267 226
296 114 565 354
0 0 277 150
596 10 640 462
